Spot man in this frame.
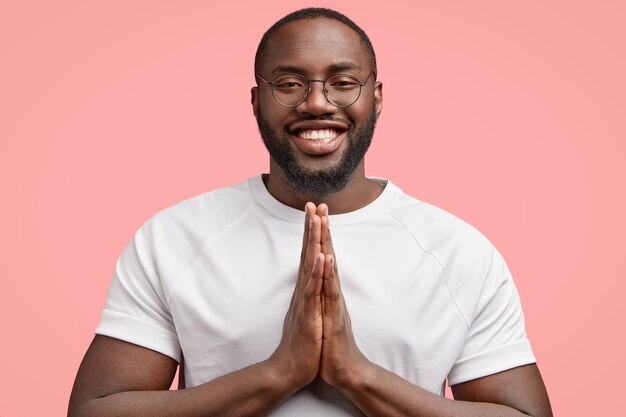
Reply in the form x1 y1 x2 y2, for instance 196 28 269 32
69 8 552 417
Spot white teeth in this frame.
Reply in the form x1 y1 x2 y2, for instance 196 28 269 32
298 129 339 140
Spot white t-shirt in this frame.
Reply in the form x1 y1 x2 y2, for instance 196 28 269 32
96 175 535 416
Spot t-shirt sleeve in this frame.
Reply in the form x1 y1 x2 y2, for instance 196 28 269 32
95 223 181 362
447 245 535 386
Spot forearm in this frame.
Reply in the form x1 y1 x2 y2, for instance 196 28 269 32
74 359 297 417
337 362 532 417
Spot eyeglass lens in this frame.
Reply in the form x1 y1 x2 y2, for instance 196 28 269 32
271 74 363 107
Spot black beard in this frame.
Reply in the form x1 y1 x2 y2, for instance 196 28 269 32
256 107 377 198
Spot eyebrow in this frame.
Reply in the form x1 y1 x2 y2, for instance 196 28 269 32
328 62 361 72
271 62 361 75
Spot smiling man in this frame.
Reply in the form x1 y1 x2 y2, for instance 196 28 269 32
69 8 552 417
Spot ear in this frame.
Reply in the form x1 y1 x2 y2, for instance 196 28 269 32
251 86 259 118
374 81 383 119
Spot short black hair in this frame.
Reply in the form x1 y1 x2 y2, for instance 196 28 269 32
254 8 377 80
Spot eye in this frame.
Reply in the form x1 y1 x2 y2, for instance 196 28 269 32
273 75 306 90
277 82 302 88
328 76 360 90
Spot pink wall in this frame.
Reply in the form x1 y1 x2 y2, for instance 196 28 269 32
1 1 624 415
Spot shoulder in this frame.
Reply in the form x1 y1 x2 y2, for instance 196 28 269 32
124 177 261 279
388 188 508 319
388 190 496 266
142 177 258 241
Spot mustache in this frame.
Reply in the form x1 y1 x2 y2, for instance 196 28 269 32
284 116 352 132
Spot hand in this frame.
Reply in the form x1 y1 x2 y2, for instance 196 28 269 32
316 204 369 389
269 203 324 388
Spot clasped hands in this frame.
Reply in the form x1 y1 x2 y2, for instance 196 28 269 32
270 202 369 390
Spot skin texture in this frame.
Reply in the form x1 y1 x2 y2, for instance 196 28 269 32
68 17 553 417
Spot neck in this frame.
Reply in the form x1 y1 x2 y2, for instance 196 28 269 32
263 161 385 214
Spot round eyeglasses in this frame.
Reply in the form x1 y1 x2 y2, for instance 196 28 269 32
255 71 375 108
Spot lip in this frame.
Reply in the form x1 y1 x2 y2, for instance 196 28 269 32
288 119 349 133
287 119 349 156
289 129 347 155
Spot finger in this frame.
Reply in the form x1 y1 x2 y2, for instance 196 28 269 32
297 203 318 286
305 253 325 318
320 214 331 252
300 202 317 265
316 203 328 217
317 203 333 256
289 204 320 325
320 215 339 276
323 254 342 317
319 203 334 259
300 214 322 290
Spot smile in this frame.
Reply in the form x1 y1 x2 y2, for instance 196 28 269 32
289 128 346 155
297 129 340 141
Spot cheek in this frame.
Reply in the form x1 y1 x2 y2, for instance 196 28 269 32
259 105 292 130
345 108 370 128
352 95 377 122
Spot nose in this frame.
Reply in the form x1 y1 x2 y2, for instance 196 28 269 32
296 80 337 116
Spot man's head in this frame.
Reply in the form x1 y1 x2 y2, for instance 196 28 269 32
252 8 383 198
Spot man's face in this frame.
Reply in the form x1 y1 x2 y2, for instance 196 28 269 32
252 18 383 197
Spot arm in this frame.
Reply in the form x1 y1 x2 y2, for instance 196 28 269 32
332 361 552 417
68 204 325 417
314 204 553 417
68 335 297 417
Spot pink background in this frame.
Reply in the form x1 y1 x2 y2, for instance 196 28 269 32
1 1 624 415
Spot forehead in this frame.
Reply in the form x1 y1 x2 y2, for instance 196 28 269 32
261 18 366 75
